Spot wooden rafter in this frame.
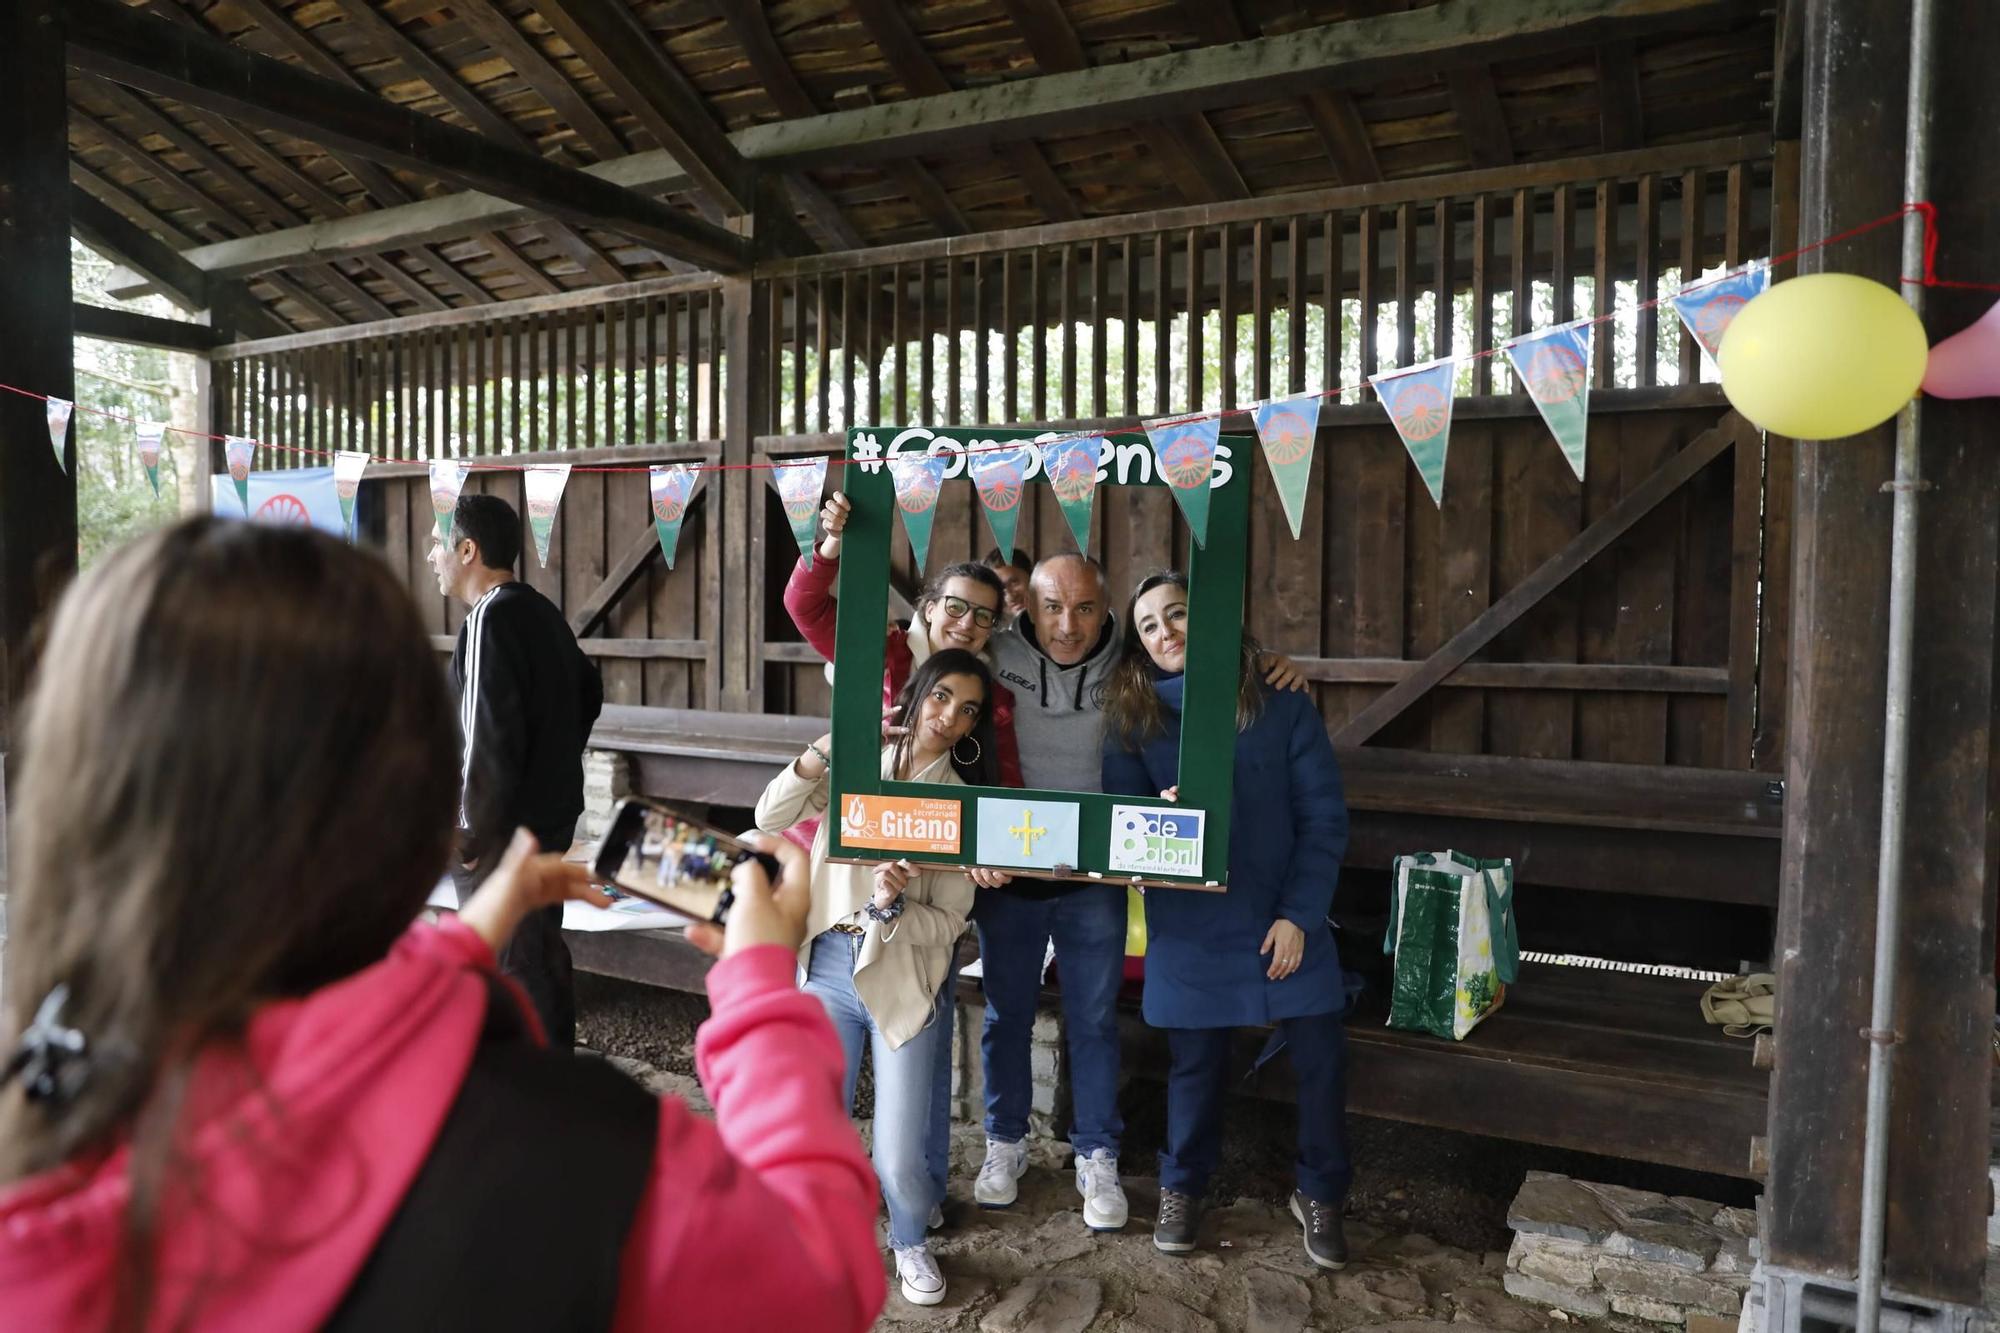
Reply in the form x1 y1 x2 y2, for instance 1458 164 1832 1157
68 184 287 334
1596 42 1645 151
849 0 1081 225
708 4 864 250
1447 66 1515 170
70 0 751 273
71 303 225 352
1332 412 1754 747
451 0 628 162
139 0 494 310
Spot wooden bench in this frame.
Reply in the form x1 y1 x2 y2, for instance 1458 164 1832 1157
579 705 1776 1179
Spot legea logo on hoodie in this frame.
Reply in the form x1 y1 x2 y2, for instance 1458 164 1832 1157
1107 805 1205 876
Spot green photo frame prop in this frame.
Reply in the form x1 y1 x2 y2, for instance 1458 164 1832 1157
827 426 1250 889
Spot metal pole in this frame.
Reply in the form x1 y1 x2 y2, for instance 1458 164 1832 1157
1855 2 1936 1330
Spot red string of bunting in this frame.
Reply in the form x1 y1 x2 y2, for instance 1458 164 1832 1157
16 200 1995 477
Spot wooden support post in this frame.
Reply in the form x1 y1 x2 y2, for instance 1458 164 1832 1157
0 0 78 759
1766 0 2000 1307
718 255 772 712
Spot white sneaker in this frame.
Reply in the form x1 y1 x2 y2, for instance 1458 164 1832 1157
894 1244 946 1306
974 1136 1029 1208
1074 1149 1129 1231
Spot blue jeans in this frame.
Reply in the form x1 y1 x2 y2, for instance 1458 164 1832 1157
1158 1010 1352 1204
973 884 1125 1155
803 931 951 1248
927 954 960 1205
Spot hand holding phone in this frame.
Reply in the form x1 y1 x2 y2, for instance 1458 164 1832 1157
593 798 782 925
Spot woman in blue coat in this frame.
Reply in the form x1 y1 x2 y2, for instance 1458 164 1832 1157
1100 570 1352 1271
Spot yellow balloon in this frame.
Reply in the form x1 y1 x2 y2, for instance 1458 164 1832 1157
1717 274 1928 439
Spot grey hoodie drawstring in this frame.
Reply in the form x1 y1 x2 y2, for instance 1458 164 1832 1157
1071 660 1089 710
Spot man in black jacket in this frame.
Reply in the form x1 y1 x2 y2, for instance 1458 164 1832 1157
433 493 603 1049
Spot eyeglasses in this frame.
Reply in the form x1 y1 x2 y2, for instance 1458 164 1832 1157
937 595 998 629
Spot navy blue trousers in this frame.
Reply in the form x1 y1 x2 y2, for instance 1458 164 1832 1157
1157 1009 1352 1205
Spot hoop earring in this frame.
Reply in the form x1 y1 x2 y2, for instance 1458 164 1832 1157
952 735 982 766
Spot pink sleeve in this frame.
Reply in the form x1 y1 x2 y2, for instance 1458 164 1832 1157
610 946 885 1333
401 916 549 1045
783 553 841 663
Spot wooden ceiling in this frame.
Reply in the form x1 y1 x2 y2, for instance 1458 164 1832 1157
67 0 1775 333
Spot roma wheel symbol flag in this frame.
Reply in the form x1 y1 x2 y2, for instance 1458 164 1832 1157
1037 436 1102 557
522 464 572 569
886 450 948 572
46 397 73 473
137 421 168 498
428 458 466 545
1669 262 1770 364
1503 319 1595 481
649 464 702 570
333 450 369 539
1369 358 1458 507
1251 395 1322 540
1143 416 1221 547
772 456 830 569
968 443 1034 564
224 437 257 516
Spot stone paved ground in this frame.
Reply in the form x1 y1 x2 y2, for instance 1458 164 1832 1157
580 975 1758 1333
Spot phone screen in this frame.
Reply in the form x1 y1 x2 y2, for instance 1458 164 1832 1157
593 799 762 924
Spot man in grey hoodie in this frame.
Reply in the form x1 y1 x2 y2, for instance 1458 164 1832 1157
973 553 1133 1232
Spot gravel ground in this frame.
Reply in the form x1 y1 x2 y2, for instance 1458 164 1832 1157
575 971 1756 1258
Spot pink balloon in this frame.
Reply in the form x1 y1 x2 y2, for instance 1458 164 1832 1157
1921 298 2000 399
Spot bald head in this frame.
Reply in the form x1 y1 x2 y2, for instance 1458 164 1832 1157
1028 554 1108 665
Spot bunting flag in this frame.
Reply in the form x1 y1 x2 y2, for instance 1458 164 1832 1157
1369 357 1458 507
136 421 167 498
1038 436 1102 557
46 397 73 472
428 458 466 546
649 464 701 570
772 457 829 569
967 443 1035 563
1670 262 1770 364
223 436 256 515
886 451 948 572
522 463 572 569
333 450 369 538
1503 319 1595 481
1144 417 1221 547
1250 396 1322 539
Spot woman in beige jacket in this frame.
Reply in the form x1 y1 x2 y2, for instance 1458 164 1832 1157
754 647 1003 1309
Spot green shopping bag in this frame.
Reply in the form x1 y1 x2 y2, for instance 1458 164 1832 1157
1384 851 1519 1040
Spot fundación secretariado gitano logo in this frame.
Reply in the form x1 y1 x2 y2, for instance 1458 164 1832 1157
1106 805 1206 877
840 793 964 855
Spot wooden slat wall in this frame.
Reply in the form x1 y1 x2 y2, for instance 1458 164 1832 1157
221 146 1781 766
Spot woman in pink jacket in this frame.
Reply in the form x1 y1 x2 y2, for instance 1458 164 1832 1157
0 519 883 1333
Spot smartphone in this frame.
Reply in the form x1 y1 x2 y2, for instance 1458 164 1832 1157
592 798 782 925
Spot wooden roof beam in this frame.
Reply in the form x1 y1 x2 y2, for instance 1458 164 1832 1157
1597 42 1645 151
1301 89 1383 185
450 0 627 162
68 184 288 335
72 302 226 352
1447 66 1515 169
67 0 751 273
850 0 1081 225
104 0 1746 295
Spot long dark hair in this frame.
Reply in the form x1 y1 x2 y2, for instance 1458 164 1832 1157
0 519 459 1325
889 648 997 786
1100 570 1265 751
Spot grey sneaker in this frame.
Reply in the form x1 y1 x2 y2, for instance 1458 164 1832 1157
893 1244 946 1306
1153 1188 1200 1253
974 1136 1029 1208
1074 1150 1128 1231
1290 1190 1348 1270
927 1200 945 1232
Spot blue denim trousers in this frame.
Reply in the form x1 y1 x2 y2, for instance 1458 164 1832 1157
972 884 1125 1155
802 931 951 1249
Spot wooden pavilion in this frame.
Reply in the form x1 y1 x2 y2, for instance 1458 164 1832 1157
1 1 1995 1325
